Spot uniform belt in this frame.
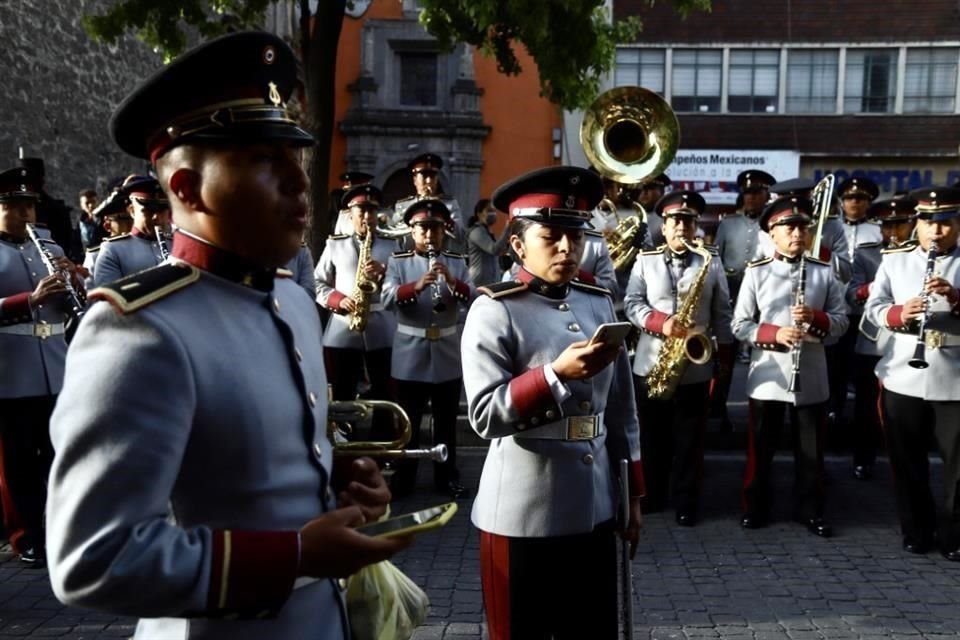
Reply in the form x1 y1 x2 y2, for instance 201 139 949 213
0 322 65 339
513 414 604 441
396 324 457 340
923 330 960 349
368 303 384 312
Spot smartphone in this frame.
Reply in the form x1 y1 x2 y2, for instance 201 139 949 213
589 322 634 348
355 502 458 539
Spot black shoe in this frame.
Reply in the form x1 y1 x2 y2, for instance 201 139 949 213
740 514 766 529
903 535 931 555
799 518 833 538
853 464 873 481
437 481 470 500
19 547 45 567
675 512 697 527
941 548 960 562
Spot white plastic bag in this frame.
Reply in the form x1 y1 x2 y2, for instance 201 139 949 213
346 559 429 640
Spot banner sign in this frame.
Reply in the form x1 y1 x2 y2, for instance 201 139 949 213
666 149 801 205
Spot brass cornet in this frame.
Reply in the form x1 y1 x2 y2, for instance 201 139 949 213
329 399 448 462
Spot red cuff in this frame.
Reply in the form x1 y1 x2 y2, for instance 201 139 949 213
644 310 670 336
629 460 646 498
397 282 419 306
452 279 470 302
509 366 556 422
755 323 782 350
818 246 831 262
207 529 298 616
326 290 347 313
0 292 32 325
577 269 597 285
807 310 829 338
886 305 906 330
855 283 871 304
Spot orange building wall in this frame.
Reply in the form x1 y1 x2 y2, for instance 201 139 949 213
329 2 560 199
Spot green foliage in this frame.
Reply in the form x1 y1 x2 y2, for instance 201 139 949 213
82 0 274 63
419 0 710 110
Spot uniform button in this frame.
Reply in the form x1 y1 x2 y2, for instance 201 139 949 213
530 417 540 426
313 442 323 458
567 322 581 332
579 400 591 411
517 423 526 431
558 303 570 311
308 391 317 407
582 453 594 465
294 347 303 362
273 298 281 313
31 272 36 277
545 409 557 420
337 578 348 591
26 257 32 262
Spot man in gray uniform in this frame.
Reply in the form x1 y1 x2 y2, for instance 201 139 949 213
283 244 316 301
733 196 848 537
865 187 960 559
382 198 474 498
846 197 916 481
93 174 171 286
636 173 671 247
82 189 134 289
45 32 407 639
315 184 397 419
393 154 465 251
624 190 734 525
0 165 77 566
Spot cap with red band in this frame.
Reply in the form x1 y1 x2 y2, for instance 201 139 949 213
655 190 705 218
868 198 916 224
0 166 40 202
759 196 814 232
908 186 960 221
491 166 602 229
342 184 382 210
402 198 451 225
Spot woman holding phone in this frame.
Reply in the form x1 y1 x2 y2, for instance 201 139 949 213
461 166 645 640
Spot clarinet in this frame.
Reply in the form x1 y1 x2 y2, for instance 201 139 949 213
25 223 86 339
787 255 806 393
155 226 170 261
425 242 447 313
908 241 939 370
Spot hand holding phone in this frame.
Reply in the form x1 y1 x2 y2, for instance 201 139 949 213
355 502 458 539
588 322 634 349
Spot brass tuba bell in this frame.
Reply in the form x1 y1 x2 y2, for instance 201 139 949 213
581 86 680 271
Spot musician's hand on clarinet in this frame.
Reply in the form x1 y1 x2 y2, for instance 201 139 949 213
431 262 452 282
900 296 927 323
298 507 411 578
29 274 67 306
662 315 688 338
338 296 358 313
414 270 439 292
52 256 76 273
619 496 643 559
776 325 805 348
791 304 813 324
336 457 392 523
551 339 621 381
925 277 959 304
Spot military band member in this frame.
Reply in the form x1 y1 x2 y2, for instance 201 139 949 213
82 189 135 288
315 184 397 414
581 228 620 294
462 166 644 639
382 198 474 499
865 187 960 559
0 165 77 566
732 197 849 537
332 171 374 236
283 244 317 300
92 175 171 286
839 177 882 261
846 198 917 481
393 153 465 251
637 173 671 247
46 33 407 638
624 191 734 525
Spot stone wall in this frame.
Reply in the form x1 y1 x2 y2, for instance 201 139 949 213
0 0 162 207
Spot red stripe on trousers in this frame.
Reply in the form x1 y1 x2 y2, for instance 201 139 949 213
479 530 511 640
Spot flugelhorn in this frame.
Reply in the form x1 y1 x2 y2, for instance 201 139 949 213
329 399 448 461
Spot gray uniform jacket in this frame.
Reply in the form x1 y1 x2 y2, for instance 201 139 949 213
461 273 644 538
46 254 346 640
715 212 764 277
466 224 510 287
283 245 316 300
842 219 883 263
82 247 99 290
732 255 849 406
581 231 620 295
93 229 165 286
624 246 734 383
393 196 465 252
382 250 474 382
0 233 69 398
847 242 886 356
314 233 397 351
864 244 960 401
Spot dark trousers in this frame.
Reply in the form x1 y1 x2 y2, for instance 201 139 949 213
742 399 826 521
852 354 882 467
479 521 618 640
324 346 393 438
828 317 860 418
634 376 709 514
390 378 462 495
0 396 56 554
881 388 960 549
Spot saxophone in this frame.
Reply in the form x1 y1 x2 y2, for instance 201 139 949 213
347 230 378 332
646 239 715 400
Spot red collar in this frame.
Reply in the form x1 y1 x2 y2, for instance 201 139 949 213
171 231 275 291
516 267 570 299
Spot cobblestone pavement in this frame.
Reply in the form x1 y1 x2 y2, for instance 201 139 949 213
1 453 958 638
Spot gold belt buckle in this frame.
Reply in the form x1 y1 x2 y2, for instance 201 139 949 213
925 330 945 349
33 323 52 340
566 415 598 441
424 326 441 341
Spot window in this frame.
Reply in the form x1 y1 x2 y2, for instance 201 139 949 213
904 48 958 113
844 49 897 113
671 49 722 112
615 49 665 94
786 50 838 113
728 50 779 113
399 52 437 106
